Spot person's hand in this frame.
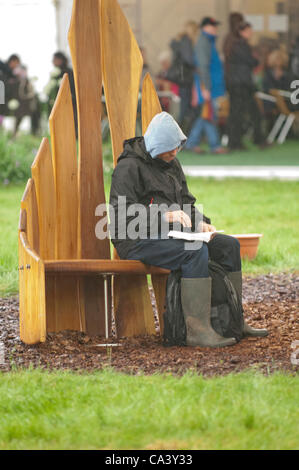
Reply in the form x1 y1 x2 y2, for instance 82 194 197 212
165 211 192 228
201 88 211 101
198 222 216 233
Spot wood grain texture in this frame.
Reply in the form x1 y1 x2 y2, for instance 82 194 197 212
68 0 109 260
49 74 78 261
18 208 27 233
101 0 155 338
141 72 162 134
68 0 111 336
101 0 143 164
31 138 56 260
49 74 81 332
142 72 168 335
45 260 170 275
19 180 45 344
113 276 154 337
31 138 57 333
21 179 39 255
19 230 46 345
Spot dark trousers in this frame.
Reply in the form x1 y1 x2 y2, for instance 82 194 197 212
179 86 193 127
228 86 264 149
126 234 241 279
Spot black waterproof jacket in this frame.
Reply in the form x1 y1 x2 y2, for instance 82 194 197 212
169 35 195 87
109 137 211 259
225 37 259 90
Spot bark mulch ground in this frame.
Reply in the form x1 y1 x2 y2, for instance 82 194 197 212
0 273 298 376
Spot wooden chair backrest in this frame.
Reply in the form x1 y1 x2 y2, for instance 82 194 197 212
25 0 166 264
20 178 40 255
31 138 56 260
28 0 110 266
20 0 167 338
49 74 79 260
142 73 162 134
101 0 143 166
69 0 110 260
19 187 46 344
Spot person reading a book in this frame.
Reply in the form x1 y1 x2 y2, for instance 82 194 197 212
109 112 268 347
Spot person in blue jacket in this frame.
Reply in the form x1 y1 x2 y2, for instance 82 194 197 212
185 17 227 155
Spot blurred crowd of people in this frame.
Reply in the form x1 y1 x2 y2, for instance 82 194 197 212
0 51 76 136
0 54 40 135
155 12 299 153
1 12 299 150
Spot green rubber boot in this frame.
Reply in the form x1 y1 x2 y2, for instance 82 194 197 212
228 272 269 338
181 278 237 348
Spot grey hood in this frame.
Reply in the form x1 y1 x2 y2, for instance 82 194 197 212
144 112 187 159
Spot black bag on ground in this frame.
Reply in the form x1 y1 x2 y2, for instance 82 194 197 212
163 262 244 346
209 261 244 343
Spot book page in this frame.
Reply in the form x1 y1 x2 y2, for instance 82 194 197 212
168 231 224 242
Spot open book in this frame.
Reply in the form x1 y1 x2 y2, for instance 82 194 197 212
168 230 224 243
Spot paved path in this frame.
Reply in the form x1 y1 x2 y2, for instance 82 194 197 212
183 166 299 180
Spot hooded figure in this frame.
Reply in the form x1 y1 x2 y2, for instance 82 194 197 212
109 113 268 347
144 112 187 158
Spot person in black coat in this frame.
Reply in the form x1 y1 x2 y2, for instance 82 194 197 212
223 12 244 60
109 112 268 347
47 52 77 135
0 59 10 79
0 60 5 117
1 54 40 135
169 21 198 131
224 22 266 150
0 60 8 120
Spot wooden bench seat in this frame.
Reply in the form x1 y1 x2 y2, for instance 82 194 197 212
18 0 169 345
43 258 170 343
45 260 170 276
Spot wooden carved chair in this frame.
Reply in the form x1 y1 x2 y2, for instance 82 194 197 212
18 0 169 345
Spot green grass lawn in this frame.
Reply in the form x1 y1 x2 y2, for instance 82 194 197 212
0 369 298 450
0 136 298 451
187 178 299 275
0 185 23 296
179 140 299 166
0 178 298 296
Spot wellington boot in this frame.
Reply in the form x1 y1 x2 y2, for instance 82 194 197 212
228 272 269 338
181 278 237 348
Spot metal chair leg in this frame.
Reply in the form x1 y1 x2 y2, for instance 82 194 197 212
103 274 109 340
96 274 121 348
267 114 286 144
277 114 296 144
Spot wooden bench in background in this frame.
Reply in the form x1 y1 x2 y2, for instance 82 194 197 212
18 0 170 345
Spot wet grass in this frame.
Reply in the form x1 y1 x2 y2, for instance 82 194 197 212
179 140 299 166
186 178 299 275
1 178 298 296
0 368 298 450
